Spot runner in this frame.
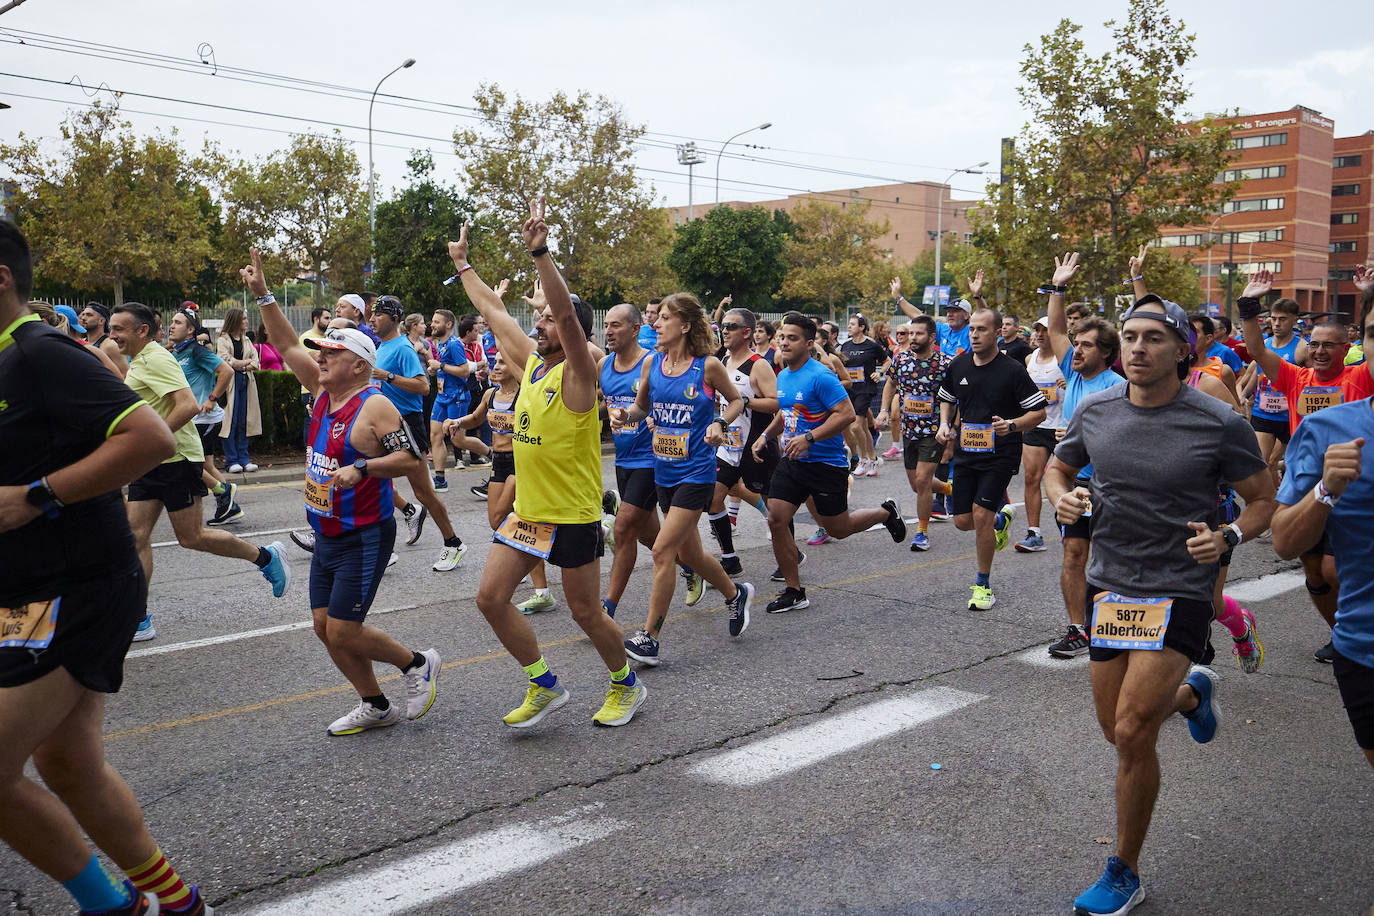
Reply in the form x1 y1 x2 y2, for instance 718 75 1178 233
424 307 476 492
613 292 755 663
936 296 1048 610
754 312 906 613
880 322 909 461
111 301 290 642
369 296 468 572
166 306 242 527
77 301 126 377
875 315 954 552
840 313 889 477
1014 317 1063 553
444 352 518 533
0 221 219 916
1046 294 1274 916
1248 296 1308 488
804 322 853 547
998 312 1033 363
449 198 647 727
245 251 442 736
456 314 494 469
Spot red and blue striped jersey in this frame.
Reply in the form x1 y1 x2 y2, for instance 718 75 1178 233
305 388 392 536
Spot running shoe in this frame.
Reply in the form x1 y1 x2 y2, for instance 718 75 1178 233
466 453 491 467
132 614 156 642
470 481 489 500
290 529 316 553
243 462 259 473
327 701 399 736
403 648 441 720
602 519 615 554
261 541 291 598
518 592 557 615
227 463 244 473
1232 609 1263 674
968 584 996 611
432 475 449 493
882 443 901 459
433 543 465 572
806 527 832 546
1314 640 1336 664
1073 856 1144 916
403 504 428 546
602 489 621 517
502 683 569 728
388 553 399 568
168 885 213 916
867 458 882 477
79 880 157 916
593 681 648 726
1182 665 1221 744
208 502 244 526
766 587 809 613
721 555 744 578
880 498 906 542
930 494 952 521
769 550 806 582
1048 625 1090 658
682 569 705 607
624 629 661 666
727 582 755 637
1014 532 1047 553
209 481 238 524
909 531 930 552
993 504 1015 552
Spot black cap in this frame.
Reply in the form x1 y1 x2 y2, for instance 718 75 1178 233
568 293 594 341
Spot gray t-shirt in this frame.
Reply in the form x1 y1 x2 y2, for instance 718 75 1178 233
1054 382 1266 602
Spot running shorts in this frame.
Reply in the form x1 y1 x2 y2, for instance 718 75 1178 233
309 518 397 622
1332 647 1374 750
615 466 657 512
903 434 942 468
768 458 849 518
491 450 515 484
1084 582 1212 664
1022 426 1057 450
1250 414 1291 445
951 462 1017 516
657 481 714 514
401 411 430 457
849 390 876 418
195 421 222 456
127 459 209 512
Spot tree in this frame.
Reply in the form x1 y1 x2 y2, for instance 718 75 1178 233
968 0 1237 317
666 205 787 312
0 104 215 304
453 84 667 306
779 198 891 321
223 131 369 299
371 152 479 313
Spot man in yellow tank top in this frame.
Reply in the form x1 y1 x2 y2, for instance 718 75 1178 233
448 197 647 728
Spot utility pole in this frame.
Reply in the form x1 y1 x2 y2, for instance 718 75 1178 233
677 142 705 220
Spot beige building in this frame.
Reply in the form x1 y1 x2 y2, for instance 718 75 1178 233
669 181 978 266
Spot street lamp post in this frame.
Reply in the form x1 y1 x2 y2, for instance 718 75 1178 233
368 57 415 274
933 161 988 312
677 142 706 220
714 122 772 206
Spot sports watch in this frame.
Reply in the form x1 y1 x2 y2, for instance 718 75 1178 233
353 458 368 477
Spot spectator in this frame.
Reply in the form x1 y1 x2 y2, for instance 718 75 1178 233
216 307 261 473
255 324 285 371
404 312 437 363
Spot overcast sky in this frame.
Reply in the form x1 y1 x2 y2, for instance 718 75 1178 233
2 0 1370 212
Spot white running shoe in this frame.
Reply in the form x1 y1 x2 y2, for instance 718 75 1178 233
327 701 399 736
243 462 259 472
227 463 244 473
388 552 399 567
403 649 441 720
433 543 465 571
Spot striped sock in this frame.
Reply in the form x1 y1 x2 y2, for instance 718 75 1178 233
126 847 192 911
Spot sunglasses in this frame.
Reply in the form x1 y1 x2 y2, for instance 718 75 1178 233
720 322 748 332
895 331 910 337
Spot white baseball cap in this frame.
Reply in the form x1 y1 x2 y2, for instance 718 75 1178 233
949 298 973 315
305 327 377 367
337 293 366 313
1034 316 1050 329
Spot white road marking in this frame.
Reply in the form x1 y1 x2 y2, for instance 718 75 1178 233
1017 646 1091 668
244 810 625 915
1226 571 1307 604
126 605 417 658
152 526 299 548
689 687 984 787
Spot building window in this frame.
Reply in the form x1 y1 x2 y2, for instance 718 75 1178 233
1332 213 1360 225
1334 155 1363 168
1202 261 1283 278
963 232 973 243
1329 269 1356 282
1153 227 1285 247
1333 184 1361 196
1222 197 1285 213
1219 165 1286 182
1331 241 1358 253
1230 132 1287 150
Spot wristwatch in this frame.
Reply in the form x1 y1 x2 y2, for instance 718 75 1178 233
1220 522 1242 548
353 458 368 478
25 478 63 519
386 372 395 382
804 431 815 444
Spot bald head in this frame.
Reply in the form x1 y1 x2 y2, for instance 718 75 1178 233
604 302 643 355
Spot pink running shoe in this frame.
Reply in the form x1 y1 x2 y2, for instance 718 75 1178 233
882 443 901 459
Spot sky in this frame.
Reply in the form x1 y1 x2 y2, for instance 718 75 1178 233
2 0 1370 213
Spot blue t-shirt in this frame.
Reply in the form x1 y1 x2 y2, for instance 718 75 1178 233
638 325 658 349
173 340 224 425
1059 350 1124 482
649 353 716 486
1207 341 1243 373
1277 398 1374 667
600 351 654 469
375 335 426 414
777 357 849 467
482 330 498 369
937 322 970 358
433 336 469 406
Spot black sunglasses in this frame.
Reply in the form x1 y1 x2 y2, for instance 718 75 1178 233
720 322 748 332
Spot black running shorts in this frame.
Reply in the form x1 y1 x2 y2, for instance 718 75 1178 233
615 466 657 511
127 459 209 513
1333 647 1374 750
768 458 849 518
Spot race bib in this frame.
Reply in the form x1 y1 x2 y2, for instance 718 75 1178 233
846 366 865 382
1298 386 1340 416
960 423 994 453
489 410 515 434
0 600 58 651
902 395 934 417
1257 389 1288 414
304 475 335 517
494 512 557 560
724 426 745 449
1037 383 1060 404
784 410 799 437
653 428 690 461
1090 592 1173 651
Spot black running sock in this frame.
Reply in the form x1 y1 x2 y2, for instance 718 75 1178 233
709 512 735 556
253 546 271 569
402 651 425 673
362 694 390 711
444 535 462 548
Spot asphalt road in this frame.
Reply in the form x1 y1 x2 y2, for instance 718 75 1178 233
2 456 1370 915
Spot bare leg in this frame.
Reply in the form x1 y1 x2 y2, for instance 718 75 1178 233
125 499 164 582
644 506 736 637
766 498 803 589
954 505 998 576
607 502 654 605
474 541 546 666
1022 445 1049 531
167 500 259 562
1062 537 1090 627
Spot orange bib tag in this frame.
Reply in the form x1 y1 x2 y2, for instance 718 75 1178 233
494 512 557 560
653 428 690 461
0 599 58 651
488 410 515 434
1298 386 1340 416
902 395 934 417
1090 592 1173 651
846 366 865 382
1038 383 1060 404
304 475 335 518
725 426 745 449
960 423 994 453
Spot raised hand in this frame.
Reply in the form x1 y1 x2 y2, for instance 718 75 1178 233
890 276 902 299
522 275 547 310
494 278 511 300
240 247 270 299
1241 269 1273 299
1052 252 1080 287
521 195 549 251
1323 437 1365 498
1128 244 1148 280
447 221 471 268
1354 264 1374 294
967 269 984 299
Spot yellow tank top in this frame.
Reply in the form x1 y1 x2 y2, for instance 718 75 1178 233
512 353 602 524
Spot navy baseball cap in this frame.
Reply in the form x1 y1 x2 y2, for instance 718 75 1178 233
1123 295 1196 352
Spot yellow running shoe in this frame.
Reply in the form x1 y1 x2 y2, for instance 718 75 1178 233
592 681 648 727
502 683 569 728
683 570 705 607
994 504 1015 552
968 584 996 611
518 592 558 615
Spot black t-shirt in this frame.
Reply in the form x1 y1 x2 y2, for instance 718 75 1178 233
937 350 1048 468
0 317 144 603
998 336 1033 364
839 337 889 395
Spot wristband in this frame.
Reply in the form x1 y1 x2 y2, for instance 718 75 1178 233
255 294 277 305
1121 276 1143 285
529 245 549 258
1037 283 1067 295
1314 480 1337 507
710 418 728 431
1237 296 1263 320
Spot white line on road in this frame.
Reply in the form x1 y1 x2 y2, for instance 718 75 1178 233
1016 646 1091 669
125 605 417 658
863 501 1026 532
244 810 625 915
152 526 299 548
689 687 984 787
1226 570 1307 604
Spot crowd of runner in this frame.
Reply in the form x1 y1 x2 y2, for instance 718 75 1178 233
2 204 1372 915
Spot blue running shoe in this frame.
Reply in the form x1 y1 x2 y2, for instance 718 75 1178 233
132 614 156 642
1014 532 1046 552
909 530 930 552
1182 665 1221 743
261 540 292 598
1073 856 1144 915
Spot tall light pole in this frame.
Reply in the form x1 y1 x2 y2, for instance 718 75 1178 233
1205 214 1225 310
715 122 771 206
677 142 706 220
933 161 988 312
368 57 415 275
